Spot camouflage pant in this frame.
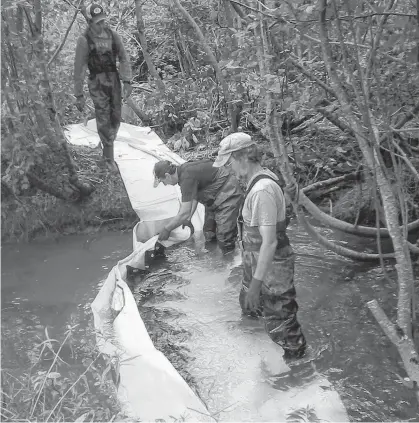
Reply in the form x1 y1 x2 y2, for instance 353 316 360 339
203 175 243 251
88 72 122 161
239 247 306 355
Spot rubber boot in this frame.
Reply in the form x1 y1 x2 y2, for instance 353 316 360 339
102 144 113 161
103 145 118 172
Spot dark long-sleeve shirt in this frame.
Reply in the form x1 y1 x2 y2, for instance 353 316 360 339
74 28 132 97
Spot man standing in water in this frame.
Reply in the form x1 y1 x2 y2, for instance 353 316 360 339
74 3 133 171
153 159 243 255
213 132 307 361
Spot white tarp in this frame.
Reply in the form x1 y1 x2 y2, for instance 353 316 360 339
66 119 348 422
65 119 205 222
65 120 211 421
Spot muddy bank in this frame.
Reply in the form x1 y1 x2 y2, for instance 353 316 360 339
4 126 408 244
1 145 138 244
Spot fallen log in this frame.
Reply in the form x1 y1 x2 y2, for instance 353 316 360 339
294 188 419 238
295 210 396 261
302 171 361 194
367 299 419 403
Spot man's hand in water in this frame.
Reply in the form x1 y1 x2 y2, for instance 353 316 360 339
245 277 263 311
158 227 171 241
75 95 85 112
122 82 133 100
181 219 194 235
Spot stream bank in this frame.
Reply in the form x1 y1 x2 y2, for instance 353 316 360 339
5 126 415 245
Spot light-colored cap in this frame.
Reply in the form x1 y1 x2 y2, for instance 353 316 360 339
213 132 256 167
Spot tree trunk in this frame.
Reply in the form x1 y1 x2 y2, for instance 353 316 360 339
172 0 237 132
318 0 415 339
1 3 93 201
314 0 418 389
134 0 165 94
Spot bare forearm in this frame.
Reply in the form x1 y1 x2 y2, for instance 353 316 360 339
253 240 277 281
165 211 189 232
188 200 198 220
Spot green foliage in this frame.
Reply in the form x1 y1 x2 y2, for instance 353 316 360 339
2 0 419 233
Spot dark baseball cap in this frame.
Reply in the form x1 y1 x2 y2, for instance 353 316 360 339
153 160 173 188
86 3 106 23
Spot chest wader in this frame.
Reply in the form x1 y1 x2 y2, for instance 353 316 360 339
85 28 122 163
197 171 243 254
237 174 306 357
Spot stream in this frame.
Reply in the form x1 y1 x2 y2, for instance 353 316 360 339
2 224 419 421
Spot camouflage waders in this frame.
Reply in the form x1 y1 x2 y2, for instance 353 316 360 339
85 28 121 162
88 72 121 162
238 175 306 357
200 173 243 253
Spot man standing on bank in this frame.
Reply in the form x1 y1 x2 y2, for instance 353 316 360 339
213 132 307 361
74 3 133 171
153 159 243 255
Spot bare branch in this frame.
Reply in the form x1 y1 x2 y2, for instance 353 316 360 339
48 0 83 67
390 138 419 181
394 102 419 130
296 210 395 261
229 0 246 19
287 56 336 97
33 0 42 34
172 0 236 131
346 12 417 19
229 0 275 19
367 299 419 400
134 0 165 93
366 0 397 81
302 172 361 194
300 32 413 66
316 105 354 134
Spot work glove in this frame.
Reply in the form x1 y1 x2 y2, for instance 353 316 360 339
75 95 85 112
181 219 194 235
158 227 171 241
244 277 263 311
122 82 133 100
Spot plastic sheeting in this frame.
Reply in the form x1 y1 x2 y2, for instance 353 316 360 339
65 119 205 222
66 120 348 422
66 120 211 421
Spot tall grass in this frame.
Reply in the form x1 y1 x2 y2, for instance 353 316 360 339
1 326 122 422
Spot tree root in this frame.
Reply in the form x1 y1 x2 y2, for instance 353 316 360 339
295 210 396 261
295 188 419 238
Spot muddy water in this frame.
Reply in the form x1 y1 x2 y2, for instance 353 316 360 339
137 224 419 422
1 232 132 370
2 225 419 421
